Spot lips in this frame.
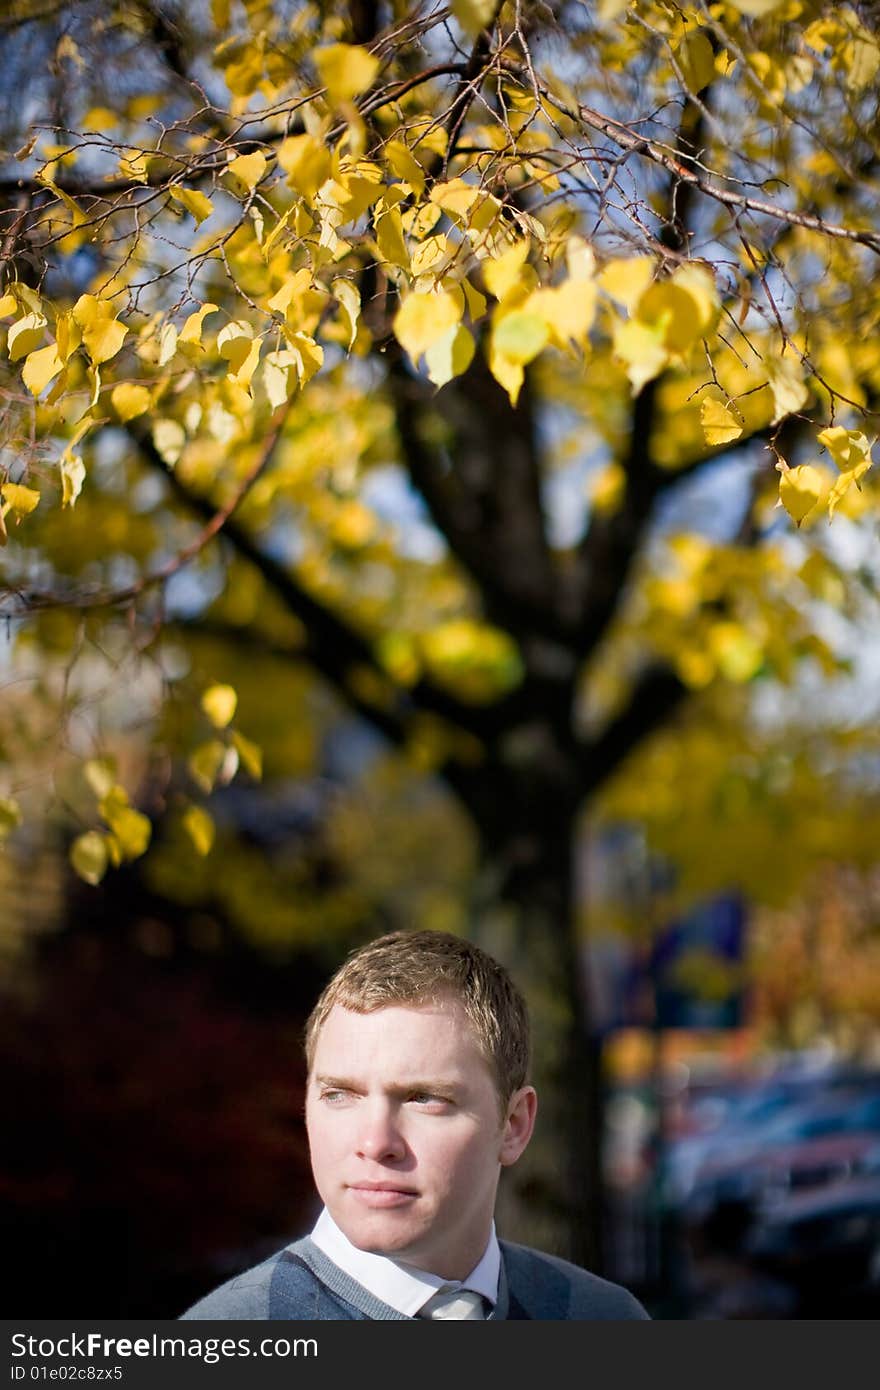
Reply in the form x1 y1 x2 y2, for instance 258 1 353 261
348 1182 418 1208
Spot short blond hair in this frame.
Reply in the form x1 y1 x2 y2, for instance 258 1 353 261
304 930 530 1106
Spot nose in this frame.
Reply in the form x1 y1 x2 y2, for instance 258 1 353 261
355 1100 407 1163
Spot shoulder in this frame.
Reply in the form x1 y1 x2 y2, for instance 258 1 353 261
499 1241 650 1321
180 1243 314 1320
179 1251 283 1320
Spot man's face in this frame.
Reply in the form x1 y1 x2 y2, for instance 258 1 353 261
305 1000 535 1280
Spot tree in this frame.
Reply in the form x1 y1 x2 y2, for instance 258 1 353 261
1 0 879 1266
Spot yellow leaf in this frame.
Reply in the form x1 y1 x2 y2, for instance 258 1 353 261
528 282 596 349
179 302 220 348
332 279 361 351
70 831 109 885
483 241 531 302
201 682 238 728
612 318 669 394
152 419 186 466
189 739 234 794
1 483 40 517
727 0 787 13
22 342 63 395
709 622 764 683
487 344 524 407
118 149 149 182
675 30 715 95
314 43 380 104
0 292 17 317
226 150 267 191
284 332 324 387
84 758 116 798
260 350 296 408
827 468 861 520
376 207 409 270
157 322 178 366
430 179 479 220
84 106 118 131
566 235 596 282
385 140 425 196
409 234 452 279
82 316 127 365
818 428 874 518
55 311 81 362
451 0 497 35
277 134 331 199
599 257 655 311
589 462 626 515
9 283 42 315
700 397 744 446
425 324 475 388
462 277 488 322
766 356 809 425
816 426 872 473
492 311 549 365
100 793 151 860
217 320 261 388
217 319 254 358
169 184 214 225
87 363 101 409
60 454 85 507
0 796 22 839
393 291 463 360
8 312 47 361
637 264 719 352
72 294 105 328
111 382 151 422
182 804 216 856
779 464 823 526
232 730 263 781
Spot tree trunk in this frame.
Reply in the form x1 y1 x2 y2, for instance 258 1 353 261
471 789 606 1273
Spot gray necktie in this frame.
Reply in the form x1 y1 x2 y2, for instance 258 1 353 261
418 1287 487 1319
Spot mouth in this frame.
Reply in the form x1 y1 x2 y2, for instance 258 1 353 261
348 1183 419 1208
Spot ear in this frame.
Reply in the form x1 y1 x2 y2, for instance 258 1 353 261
499 1086 537 1167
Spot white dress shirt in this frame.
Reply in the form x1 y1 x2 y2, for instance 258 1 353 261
309 1208 500 1317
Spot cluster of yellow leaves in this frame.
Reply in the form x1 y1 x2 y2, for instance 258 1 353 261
601 257 721 395
417 619 524 704
69 759 152 886
778 427 876 527
186 682 262 849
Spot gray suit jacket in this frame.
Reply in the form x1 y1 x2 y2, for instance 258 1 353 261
180 1236 650 1320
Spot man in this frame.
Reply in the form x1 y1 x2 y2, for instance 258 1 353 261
181 930 648 1320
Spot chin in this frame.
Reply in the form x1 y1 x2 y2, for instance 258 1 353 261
341 1211 424 1256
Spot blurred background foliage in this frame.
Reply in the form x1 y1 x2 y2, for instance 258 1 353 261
2 0 880 1315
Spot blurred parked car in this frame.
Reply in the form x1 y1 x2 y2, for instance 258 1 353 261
746 1175 880 1314
682 1131 880 1224
672 1084 880 1215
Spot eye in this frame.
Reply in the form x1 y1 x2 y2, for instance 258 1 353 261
408 1092 452 1108
319 1087 353 1104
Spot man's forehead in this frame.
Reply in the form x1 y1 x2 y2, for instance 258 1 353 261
311 999 489 1073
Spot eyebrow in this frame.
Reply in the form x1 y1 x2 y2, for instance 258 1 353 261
312 1073 460 1095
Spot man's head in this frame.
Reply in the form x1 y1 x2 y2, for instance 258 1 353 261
305 930 531 1109
303 930 537 1279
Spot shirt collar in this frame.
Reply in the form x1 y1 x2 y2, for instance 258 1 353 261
310 1208 500 1317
